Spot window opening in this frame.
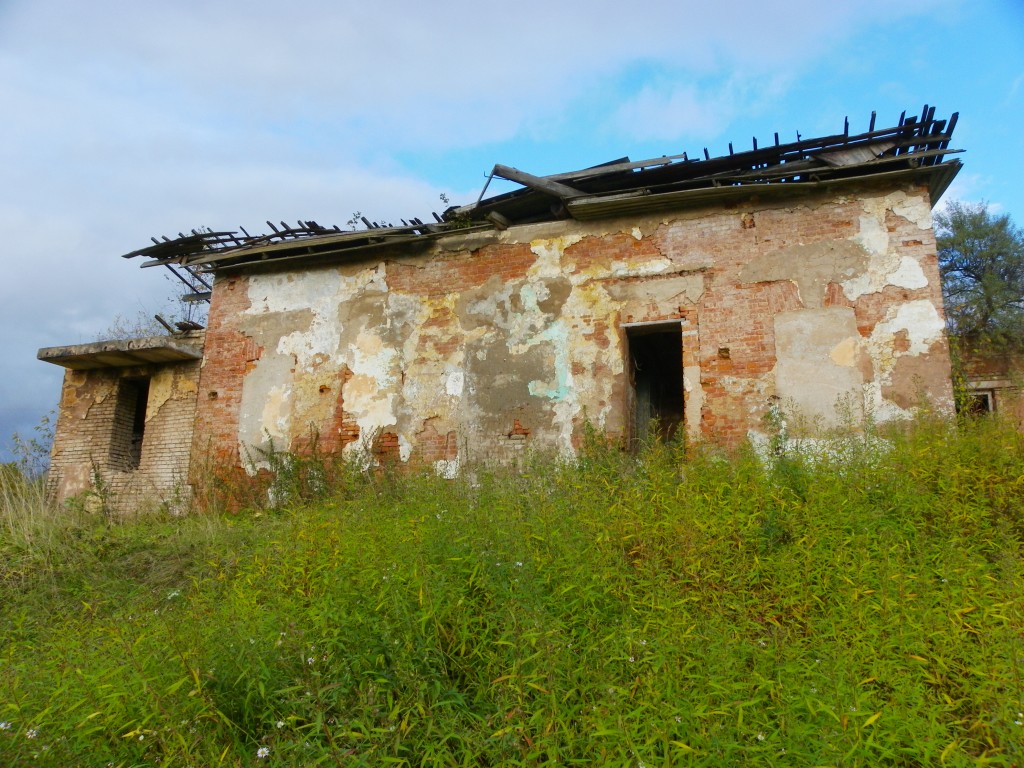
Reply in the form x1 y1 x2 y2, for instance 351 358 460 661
626 324 684 449
110 378 150 469
958 388 995 416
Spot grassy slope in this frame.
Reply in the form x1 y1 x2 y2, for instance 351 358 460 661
1 418 1022 767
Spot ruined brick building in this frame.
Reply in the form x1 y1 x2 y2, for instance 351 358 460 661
39 107 964 511
958 344 1024 422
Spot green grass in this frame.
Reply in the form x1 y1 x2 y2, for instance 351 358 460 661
1 417 1023 766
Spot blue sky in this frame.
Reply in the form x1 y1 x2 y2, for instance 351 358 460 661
1 0 1022 461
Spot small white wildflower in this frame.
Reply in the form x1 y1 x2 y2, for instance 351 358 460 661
629 656 635 663
256 746 270 759
941 578 948 583
1015 712 1023 726
139 734 145 741
515 561 523 567
758 639 767 647
674 716 682 724
756 732 765 741
26 729 37 739
307 657 315 665
810 686 818 694
640 639 647 646
276 720 285 729
0 721 10 730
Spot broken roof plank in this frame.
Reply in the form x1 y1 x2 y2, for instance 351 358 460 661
491 165 586 201
545 154 684 181
192 223 493 272
565 162 961 221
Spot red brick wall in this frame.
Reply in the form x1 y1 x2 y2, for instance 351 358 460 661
48 354 202 514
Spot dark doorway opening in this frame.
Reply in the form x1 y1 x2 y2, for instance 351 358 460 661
627 324 684 449
111 378 150 470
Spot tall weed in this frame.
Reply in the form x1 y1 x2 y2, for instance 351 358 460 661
1 418 1022 765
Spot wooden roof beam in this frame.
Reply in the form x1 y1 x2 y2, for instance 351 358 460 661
492 164 585 201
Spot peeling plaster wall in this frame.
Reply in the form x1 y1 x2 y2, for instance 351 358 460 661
192 181 953 471
47 356 202 514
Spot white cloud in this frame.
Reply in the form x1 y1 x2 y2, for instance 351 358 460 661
609 74 792 142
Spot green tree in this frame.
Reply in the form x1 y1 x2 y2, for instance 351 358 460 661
935 201 1024 348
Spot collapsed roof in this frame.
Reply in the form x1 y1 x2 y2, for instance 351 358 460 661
122 105 961 293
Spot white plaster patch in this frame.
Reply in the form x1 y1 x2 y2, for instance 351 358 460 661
683 364 703 442
888 256 928 290
468 281 550 347
860 299 946 421
398 435 413 462
888 190 933 230
872 299 945 357
855 213 889 258
345 377 398 433
259 384 291 442
435 457 459 479
246 265 385 314
609 257 673 277
343 328 400 442
250 265 388 372
748 430 893 468
717 375 774 418
446 370 465 397
528 235 582 279
841 245 918 302
631 226 643 241
862 380 913 422
844 190 932 301
551 399 578 457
